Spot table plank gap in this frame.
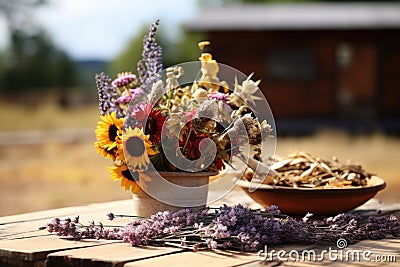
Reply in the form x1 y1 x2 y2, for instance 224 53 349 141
0 236 118 262
0 209 133 240
123 250 258 267
46 242 184 267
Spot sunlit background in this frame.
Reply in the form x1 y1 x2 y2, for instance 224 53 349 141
1 0 399 216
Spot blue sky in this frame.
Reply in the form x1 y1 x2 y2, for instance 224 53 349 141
0 0 198 60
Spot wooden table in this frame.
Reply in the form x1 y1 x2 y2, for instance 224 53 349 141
1 188 399 267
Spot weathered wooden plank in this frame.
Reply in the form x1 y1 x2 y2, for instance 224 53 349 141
46 242 183 267
0 187 257 241
0 200 133 225
210 188 264 210
123 250 258 267
352 199 400 212
0 220 132 241
0 200 136 240
0 200 135 266
0 218 131 242
0 236 117 263
0 195 399 267
1 185 394 228
237 239 400 266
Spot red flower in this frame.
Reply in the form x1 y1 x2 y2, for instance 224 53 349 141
132 102 166 144
132 102 152 124
179 126 208 160
146 109 166 144
214 158 224 170
180 131 225 170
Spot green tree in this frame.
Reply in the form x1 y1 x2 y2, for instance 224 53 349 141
0 0 77 93
0 29 76 92
175 31 206 63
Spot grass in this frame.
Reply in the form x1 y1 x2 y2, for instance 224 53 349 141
0 100 399 216
0 98 99 131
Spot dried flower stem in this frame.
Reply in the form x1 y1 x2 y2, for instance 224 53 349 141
237 153 279 177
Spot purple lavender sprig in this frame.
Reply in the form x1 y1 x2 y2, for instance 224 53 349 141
95 72 124 118
106 213 145 221
196 204 285 251
193 205 400 251
137 19 163 93
46 216 122 240
121 209 208 248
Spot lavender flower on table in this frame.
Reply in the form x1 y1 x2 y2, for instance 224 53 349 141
121 209 207 247
266 205 281 214
46 216 122 240
106 213 115 221
44 205 400 252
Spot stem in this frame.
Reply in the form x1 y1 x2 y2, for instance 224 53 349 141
163 242 197 250
182 128 193 153
113 214 146 219
237 153 280 177
224 145 241 153
125 86 131 96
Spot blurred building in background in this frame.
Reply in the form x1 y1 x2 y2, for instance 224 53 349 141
186 2 400 133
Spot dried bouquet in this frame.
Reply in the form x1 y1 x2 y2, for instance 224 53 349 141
94 20 273 193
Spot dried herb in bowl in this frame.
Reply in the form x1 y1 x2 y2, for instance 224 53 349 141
244 151 374 188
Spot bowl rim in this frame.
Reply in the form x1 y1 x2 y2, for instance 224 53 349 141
237 176 386 194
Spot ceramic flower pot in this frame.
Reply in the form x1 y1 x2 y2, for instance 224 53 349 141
132 171 218 217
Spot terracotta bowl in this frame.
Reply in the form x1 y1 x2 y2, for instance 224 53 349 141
237 176 386 216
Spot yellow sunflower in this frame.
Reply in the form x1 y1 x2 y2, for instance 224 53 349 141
122 127 157 170
94 112 124 160
108 164 150 193
94 141 118 161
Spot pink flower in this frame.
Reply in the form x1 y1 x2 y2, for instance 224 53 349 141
116 88 143 104
112 73 137 88
208 92 228 102
208 92 232 114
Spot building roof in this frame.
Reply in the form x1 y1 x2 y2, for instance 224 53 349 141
185 3 400 31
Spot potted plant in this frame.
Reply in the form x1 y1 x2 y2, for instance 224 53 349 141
94 20 274 216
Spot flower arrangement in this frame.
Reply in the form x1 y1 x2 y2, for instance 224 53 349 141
94 20 273 194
